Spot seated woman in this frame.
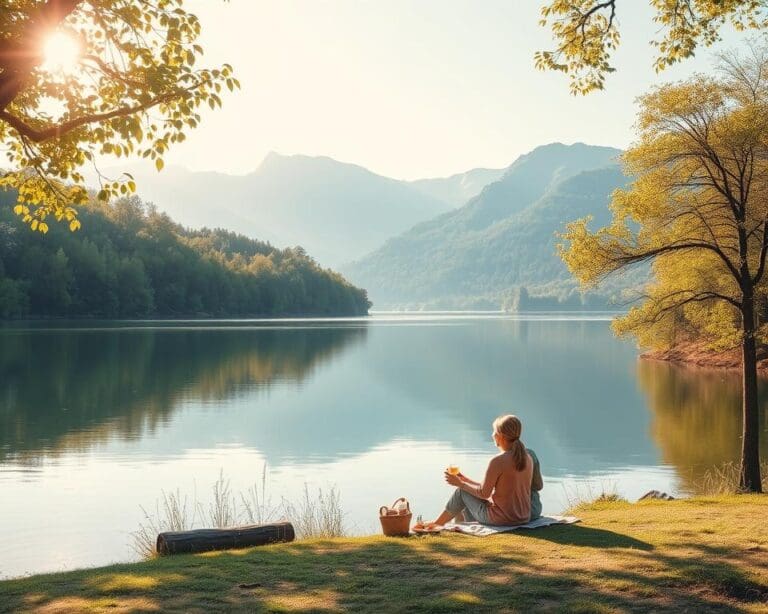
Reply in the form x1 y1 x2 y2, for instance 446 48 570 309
433 414 534 526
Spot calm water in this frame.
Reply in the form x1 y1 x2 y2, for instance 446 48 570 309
1 314 766 578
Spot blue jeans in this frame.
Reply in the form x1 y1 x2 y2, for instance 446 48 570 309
444 488 491 524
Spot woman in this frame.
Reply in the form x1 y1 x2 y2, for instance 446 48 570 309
433 414 534 526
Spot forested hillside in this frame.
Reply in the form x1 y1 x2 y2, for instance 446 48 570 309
0 192 370 319
344 143 638 309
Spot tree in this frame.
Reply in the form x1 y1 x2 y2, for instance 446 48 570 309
559 46 768 492
0 0 238 232
537 0 768 94
116 256 153 316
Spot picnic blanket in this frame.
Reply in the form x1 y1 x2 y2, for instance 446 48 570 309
446 515 580 537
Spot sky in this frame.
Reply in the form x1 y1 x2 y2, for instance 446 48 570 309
151 0 751 180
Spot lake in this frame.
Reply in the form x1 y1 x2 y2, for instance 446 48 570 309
1 314 765 579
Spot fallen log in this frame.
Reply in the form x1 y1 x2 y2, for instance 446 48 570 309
156 522 295 556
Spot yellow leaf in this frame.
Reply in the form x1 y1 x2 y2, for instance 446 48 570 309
155 158 164 172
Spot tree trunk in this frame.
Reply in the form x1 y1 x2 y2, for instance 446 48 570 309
740 299 763 493
156 522 295 556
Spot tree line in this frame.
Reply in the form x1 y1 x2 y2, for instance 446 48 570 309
0 191 370 319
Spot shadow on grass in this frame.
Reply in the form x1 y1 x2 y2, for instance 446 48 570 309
517 524 654 550
1 528 764 613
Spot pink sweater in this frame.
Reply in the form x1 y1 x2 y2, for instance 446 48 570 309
466 451 533 525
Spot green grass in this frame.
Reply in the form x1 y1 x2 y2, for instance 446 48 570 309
2 496 767 613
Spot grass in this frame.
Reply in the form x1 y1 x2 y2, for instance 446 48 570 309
2 495 767 613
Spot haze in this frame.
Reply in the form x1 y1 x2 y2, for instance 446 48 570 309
154 0 747 180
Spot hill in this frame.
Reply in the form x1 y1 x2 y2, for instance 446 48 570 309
98 153 453 268
0 191 370 318
343 143 634 309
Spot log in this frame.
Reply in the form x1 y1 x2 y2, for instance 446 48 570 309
156 522 295 556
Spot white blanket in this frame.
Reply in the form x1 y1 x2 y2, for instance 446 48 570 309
446 515 580 537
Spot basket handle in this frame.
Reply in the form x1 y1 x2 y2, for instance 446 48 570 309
391 497 410 512
379 506 389 516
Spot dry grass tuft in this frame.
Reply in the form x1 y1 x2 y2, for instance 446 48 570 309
694 461 768 496
563 481 628 512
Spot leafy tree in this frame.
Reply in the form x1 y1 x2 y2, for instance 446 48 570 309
559 46 768 491
537 0 768 93
0 0 237 231
116 256 153 317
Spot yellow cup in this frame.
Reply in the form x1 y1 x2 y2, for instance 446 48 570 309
447 465 460 475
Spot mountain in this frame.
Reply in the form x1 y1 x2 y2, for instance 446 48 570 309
342 143 631 309
409 167 506 208
97 153 452 268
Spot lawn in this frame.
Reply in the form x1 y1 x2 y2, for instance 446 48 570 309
1 495 766 613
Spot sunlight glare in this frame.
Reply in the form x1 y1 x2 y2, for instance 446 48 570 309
42 32 81 75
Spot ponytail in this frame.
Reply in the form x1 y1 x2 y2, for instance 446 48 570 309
493 414 528 471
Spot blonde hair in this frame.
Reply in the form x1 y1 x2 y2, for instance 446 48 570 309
493 414 528 471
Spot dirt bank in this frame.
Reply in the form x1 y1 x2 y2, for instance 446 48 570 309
641 341 768 372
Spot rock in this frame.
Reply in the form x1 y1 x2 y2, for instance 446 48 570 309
638 490 676 501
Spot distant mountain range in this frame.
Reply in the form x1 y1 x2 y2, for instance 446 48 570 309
409 167 506 208
342 143 636 309
96 153 504 268
92 143 640 310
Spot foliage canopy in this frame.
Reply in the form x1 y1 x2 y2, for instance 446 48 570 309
537 0 768 93
0 0 237 232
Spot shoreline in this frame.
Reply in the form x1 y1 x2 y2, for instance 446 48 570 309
640 341 768 373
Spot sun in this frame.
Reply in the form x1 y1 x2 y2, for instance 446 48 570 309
41 32 81 75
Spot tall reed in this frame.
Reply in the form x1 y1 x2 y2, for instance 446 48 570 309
283 485 345 539
130 466 346 559
131 489 196 558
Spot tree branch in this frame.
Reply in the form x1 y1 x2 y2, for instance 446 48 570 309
610 240 742 283
752 219 768 285
0 84 200 143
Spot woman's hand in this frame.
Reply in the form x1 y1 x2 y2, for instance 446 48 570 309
456 472 479 486
444 471 462 487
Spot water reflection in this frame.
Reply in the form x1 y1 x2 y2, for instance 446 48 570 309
0 320 667 471
1 319 661 472
638 360 768 490
0 325 367 461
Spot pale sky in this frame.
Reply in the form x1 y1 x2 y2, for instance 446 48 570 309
154 0 750 180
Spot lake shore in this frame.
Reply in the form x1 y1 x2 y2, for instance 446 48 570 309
2 495 766 613
641 341 768 373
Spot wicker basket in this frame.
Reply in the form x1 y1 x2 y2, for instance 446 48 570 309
379 497 412 537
